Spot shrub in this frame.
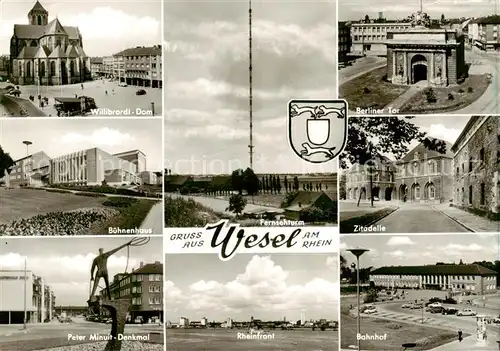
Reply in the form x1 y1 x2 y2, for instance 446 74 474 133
281 191 299 208
424 88 437 103
179 186 189 195
364 288 378 303
75 192 106 197
102 197 138 208
448 93 454 100
363 87 371 94
467 86 473 93
458 88 465 93
45 189 71 194
165 196 219 227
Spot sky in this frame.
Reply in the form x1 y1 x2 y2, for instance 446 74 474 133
340 234 499 269
0 0 161 56
164 1 337 175
166 253 338 322
0 237 163 306
0 118 163 171
339 0 500 21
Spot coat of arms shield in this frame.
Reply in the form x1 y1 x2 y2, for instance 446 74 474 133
288 99 348 164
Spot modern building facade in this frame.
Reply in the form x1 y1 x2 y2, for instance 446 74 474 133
451 116 499 220
100 261 163 323
350 22 412 55
90 57 103 78
5 147 147 187
370 264 497 295
338 21 352 63
0 269 55 324
394 139 454 203
345 155 396 201
386 12 466 86
4 151 51 187
114 46 162 88
469 15 500 51
9 1 91 85
101 56 114 78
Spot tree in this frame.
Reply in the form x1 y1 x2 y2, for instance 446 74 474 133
459 259 464 265
339 117 447 170
227 194 247 217
283 176 288 193
293 176 299 191
231 169 245 194
440 13 445 24
364 14 370 23
276 176 281 193
243 168 260 195
0 146 15 179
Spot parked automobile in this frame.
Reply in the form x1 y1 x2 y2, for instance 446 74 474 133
411 303 423 309
363 306 377 314
442 307 459 315
493 317 500 323
457 309 477 316
428 302 442 308
118 82 128 87
429 306 445 314
136 89 146 95
402 303 413 308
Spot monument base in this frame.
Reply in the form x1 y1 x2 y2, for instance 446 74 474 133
101 298 132 351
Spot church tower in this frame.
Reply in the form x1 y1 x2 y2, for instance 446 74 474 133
28 1 48 26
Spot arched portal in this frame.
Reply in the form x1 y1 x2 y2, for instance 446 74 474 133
399 184 407 201
411 183 421 201
385 187 393 201
371 186 380 200
411 54 428 84
425 182 436 201
360 187 366 200
61 60 68 84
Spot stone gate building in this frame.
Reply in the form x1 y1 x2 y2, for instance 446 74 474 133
386 11 466 86
9 1 91 85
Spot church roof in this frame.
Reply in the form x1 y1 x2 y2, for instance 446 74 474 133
43 18 67 36
75 46 88 58
65 45 79 58
17 46 38 59
48 45 65 58
34 45 51 58
13 24 80 40
29 1 47 13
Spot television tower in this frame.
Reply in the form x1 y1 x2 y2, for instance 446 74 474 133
248 0 254 169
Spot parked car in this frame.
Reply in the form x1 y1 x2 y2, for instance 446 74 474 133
136 89 146 95
442 307 459 315
493 317 500 323
411 303 423 309
428 302 442 308
363 306 377 314
457 309 477 316
429 306 445 314
118 82 128 87
402 303 413 308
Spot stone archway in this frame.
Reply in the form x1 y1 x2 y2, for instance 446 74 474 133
371 186 380 200
399 184 407 201
385 187 393 201
411 54 428 84
411 183 421 201
425 182 436 201
360 187 366 200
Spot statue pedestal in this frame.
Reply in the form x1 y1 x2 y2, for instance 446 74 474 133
102 299 132 351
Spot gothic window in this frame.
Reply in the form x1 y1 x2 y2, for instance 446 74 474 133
40 61 46 77
50 61 56 77
26 62 31 77
413 162 419 175
37 15 42 25
18 62 22 74
56 38 62 47
428 161 435 174
70 60 75 76
30 40 38 47
428 184 436 199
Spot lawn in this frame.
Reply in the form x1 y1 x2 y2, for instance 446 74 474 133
0 188 156 235
165 195 223 227
340 302 457 350
400 74 490 113
340 66 410 110
167 328 338 351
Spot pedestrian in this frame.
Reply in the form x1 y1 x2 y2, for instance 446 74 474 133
81 83 84 89
112 89 115 95
458 329 462 342
105 90 108 95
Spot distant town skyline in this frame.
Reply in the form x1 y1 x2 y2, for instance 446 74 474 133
341 234 498 269
0 119 163 171
165 1 337 174
166 254 338 322
339 0 499 21
0 0 161 56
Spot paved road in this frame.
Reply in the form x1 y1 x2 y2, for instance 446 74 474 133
374 204 470 233
140 202 163 234
339 56 386 85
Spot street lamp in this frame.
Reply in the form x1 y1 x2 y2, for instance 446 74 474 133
347 248 369 351
23 256 27 330
22 140 32 157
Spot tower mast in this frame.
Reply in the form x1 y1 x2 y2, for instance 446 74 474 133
248 0 254 170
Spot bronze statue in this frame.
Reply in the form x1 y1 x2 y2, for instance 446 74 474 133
88 241 131 303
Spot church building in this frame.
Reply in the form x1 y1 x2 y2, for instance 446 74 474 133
9 1 91 85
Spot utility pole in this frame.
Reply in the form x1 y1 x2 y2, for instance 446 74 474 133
369 163 374 207
23 257 27 330
248 0 254 170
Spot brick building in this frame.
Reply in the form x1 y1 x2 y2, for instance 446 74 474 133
451 116 499 220
100 261 163 323
114 46 162 88
469 15 500 51
338 21 351 63
345 155 396 201
394 139 454 203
